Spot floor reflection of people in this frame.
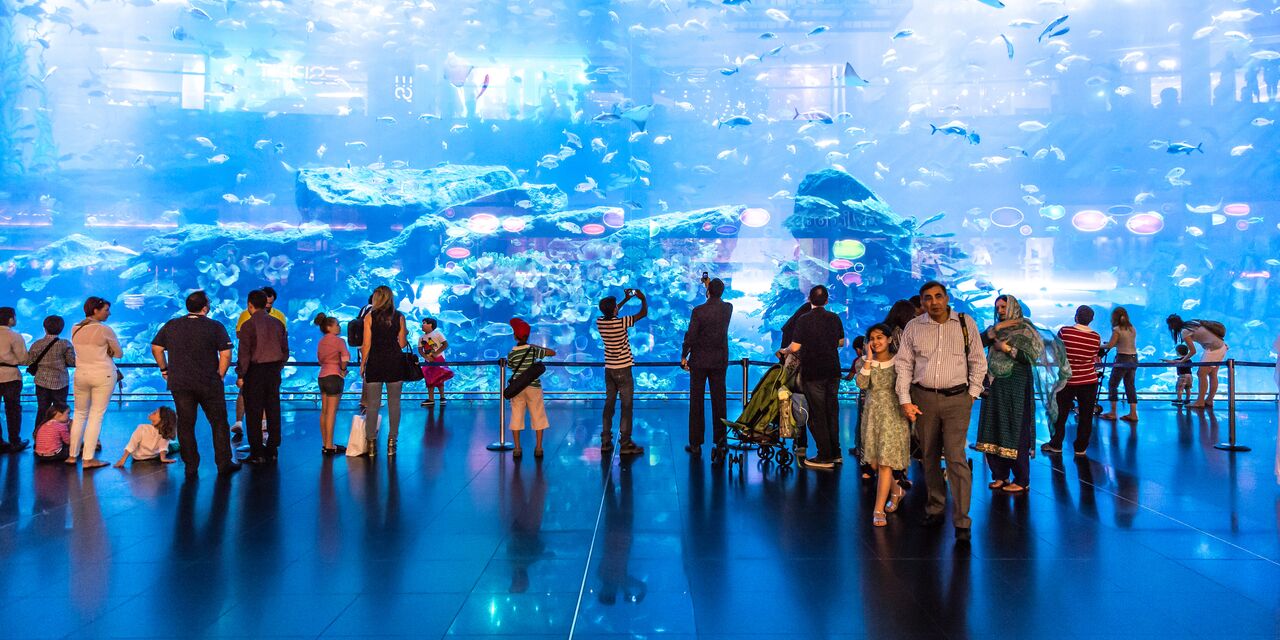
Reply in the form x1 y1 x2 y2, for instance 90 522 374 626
598 456 644 605
508 460 549 593
69 471 109 608
31 457 70 535
168 476 232 625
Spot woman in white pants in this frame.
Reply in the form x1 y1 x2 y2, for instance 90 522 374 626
69 296 121 469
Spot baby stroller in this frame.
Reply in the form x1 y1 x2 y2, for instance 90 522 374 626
717 355 807 472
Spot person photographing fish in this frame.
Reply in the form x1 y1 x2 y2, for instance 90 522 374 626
681 273 732 456
597 288 647 457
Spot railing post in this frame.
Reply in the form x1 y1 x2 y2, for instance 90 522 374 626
1215 358 1251 452
740 358 750 406
487 358 514 452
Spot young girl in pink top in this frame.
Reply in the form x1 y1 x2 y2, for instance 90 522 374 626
33 403 71 462
314 313 350 455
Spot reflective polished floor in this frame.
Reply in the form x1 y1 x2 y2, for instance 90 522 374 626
1 399 1278 639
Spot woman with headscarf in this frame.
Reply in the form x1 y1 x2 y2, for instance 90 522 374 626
975 295 1067 494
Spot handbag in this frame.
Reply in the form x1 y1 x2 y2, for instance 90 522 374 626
502 346 545 399
345 413 367 457
26 339 59 376
401 349 424 382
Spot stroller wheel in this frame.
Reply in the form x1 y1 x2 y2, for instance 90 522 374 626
776 450 793 467
758 445 774 462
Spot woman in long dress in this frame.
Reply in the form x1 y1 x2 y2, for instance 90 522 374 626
976 295 1049 494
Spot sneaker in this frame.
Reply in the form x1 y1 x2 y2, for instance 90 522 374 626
1040 443 1063 454
833 456 844 465
619 442 644 456
802 457 834 470
420 400 434 407
1073 449 1088 458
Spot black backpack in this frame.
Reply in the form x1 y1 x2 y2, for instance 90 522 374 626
347 318 364 347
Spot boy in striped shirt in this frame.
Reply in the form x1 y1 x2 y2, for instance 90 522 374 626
1044 305 1102 456
596 289 647 456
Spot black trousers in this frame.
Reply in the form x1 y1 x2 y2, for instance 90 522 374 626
1050 383 1098 453
801 378 840 461
172 385 234 470
688 366 727 447
35 385 68 429
0 380 21 445
242 362 283 458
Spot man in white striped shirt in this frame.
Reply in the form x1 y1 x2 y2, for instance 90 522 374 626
596 289 647 456
894 281 987 542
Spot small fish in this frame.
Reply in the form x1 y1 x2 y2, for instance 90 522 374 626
1251 50 1280 61
807 25 829 37
222 194 241 204
574 176 597 192
1251 117 1274 126
450 124 468 133
1000 34 1014 59
1166 142 1204 155
195 136 216 149
1244 319 1266 329
563 130 583 149
1114 86 1135 97
717 115 753 128
759 32 778 40
1172 264 1188 278
893 29 915 40
1192 26 1217 39
207 154 229 164
930 122 980 144
236 171 248 183
793 107 834 124
765 8 790 22
1038 15 1068 42
376 116 397 125
475 74 490 100
976 0 1006 7
1018 120 1048 132
316 144 327 158
417 113 441 122
253 139 272 150
1185 226 1204 237
1176 277 1202 287
345 141 367 149
653 135 672 144
602 151 618 163
590 138 607 153
718 66 740 76
1230 144 1253 156
716 148 738 160
189 6 212 20
132 154 145 166
1186 202 1221 214
1008 18 1038 28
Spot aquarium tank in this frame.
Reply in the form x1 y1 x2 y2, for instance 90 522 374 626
2 0 1278 397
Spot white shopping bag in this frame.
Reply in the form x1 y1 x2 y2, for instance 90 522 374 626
345 413 367 457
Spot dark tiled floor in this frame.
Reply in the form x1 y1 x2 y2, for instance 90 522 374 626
0 399 1278 638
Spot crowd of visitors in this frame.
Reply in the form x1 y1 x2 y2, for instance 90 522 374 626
0 277 1247 535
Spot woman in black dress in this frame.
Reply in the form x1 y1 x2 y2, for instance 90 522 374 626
361 285 408 456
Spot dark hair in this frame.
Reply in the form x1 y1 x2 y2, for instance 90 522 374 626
0 307 14 325
919 280 947 296
247 289 268 310
599 296 617 316
1074 305 1095 326
422 317 437 330
1111 306 1132 330
313 312 338 332
42 315 64 335
851 335 866 352
884 300 915 330
43 402 69 424
909 295 922 308
808 285 829 307
1165 313 1184 341
866 322 893 340
155 406 177 440
1176 343 1189 356
185 290 210 314
262 286 278 300
83 296 110 318
707 278 725 298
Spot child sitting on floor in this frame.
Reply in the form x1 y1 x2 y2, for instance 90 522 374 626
114 407 177 467
33 403 72 463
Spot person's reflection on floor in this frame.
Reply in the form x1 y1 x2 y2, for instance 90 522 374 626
0 455 18 528
317 455 339 556
597 456 644 605
32 458 70 536
508 460 549 593
167 476 232 627
1074 456 1098 519
69 470 109 609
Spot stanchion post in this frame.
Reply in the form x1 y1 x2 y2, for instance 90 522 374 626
1215 358 1251 452
488 358 514 452
740 358 749 406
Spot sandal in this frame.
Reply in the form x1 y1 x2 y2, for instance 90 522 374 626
873 511 887 527
1001 483 1028 494
512 448 523 460
988 480 1007 490
534 448 543 458
65 457 78 465
1099 413 1117 420
322 445 347 455
1120 414 1139 423
885 488 904 513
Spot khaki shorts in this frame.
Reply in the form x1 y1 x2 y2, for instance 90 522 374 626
1201 345 1228 364
509 386 549 431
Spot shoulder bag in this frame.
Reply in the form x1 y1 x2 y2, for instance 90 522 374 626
503 347 546 399
26 339 59 377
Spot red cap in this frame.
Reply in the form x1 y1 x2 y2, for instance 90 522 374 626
509 317 530 340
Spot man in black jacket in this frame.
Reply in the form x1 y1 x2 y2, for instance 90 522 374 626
682 278 733 454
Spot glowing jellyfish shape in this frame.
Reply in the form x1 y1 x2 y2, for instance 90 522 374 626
715 224 739 235
832 239 866 260
839 272 863 286
1019 225 1033 236
582 223 606 235
740 207 771 228
1212 213 1227 226
467 212 500 234
1107 205 1134 217
445 226 468 238
990 207 1024 228
1071 209 1108 232
1224 203 1250 216
1039 205 1066 220
1125 211 1164 235
1236 220 1250 231
852 262 865 273
602 207 626 228
502 217 526 233
830 258 853 270
444 246 471 259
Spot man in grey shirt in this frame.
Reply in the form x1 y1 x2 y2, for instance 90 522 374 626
0 307 30 452
894 281 987 541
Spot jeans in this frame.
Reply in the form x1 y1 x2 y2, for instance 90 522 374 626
172 385 234 470
1051 383 1098 453
801 377 839 461
70 371 115 460
688 366 727 447
0 380 20 445
363 380 402 441
1109 354 1137 406
242 362 283 458
602 367 634 445
34 385 68 430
